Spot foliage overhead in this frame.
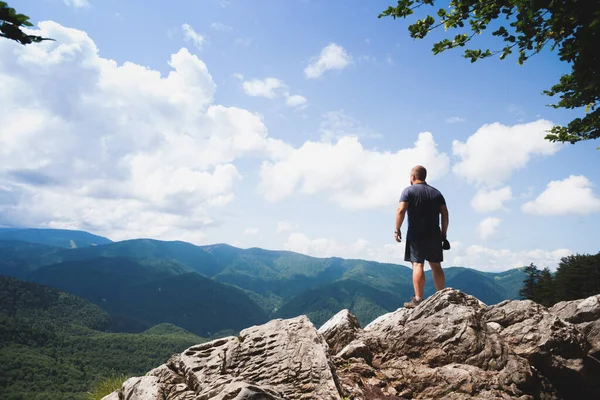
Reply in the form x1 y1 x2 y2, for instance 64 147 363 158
0 2 52 45
379 0 600 145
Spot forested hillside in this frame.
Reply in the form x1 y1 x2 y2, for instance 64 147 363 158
0 277 205 400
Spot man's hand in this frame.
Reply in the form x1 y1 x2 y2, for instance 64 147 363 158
396 201 407 243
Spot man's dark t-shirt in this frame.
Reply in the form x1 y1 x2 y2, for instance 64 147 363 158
399 183 446 241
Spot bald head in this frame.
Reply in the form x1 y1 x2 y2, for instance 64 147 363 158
411 165 427 182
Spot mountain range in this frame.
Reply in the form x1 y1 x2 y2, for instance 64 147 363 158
0 228 527 335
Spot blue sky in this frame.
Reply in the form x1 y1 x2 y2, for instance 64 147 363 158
1 0 599 271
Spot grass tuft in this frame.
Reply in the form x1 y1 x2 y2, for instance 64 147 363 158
86 372 129 400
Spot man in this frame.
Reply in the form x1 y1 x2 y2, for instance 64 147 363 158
395 165 449 308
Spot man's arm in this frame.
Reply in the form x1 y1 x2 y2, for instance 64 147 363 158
440 204 449 239
395 201 408 242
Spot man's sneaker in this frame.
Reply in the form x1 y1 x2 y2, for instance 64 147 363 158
403 296 423 309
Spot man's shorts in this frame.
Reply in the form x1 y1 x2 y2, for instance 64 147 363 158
404 239 443 263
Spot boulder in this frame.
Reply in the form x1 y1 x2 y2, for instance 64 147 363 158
549 295 600 324
317 309 360 354
105 315 342 400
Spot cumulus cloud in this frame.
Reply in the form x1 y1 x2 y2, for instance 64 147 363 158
471 187 513 213
242 77 307 108
284 233 372 259
285 94 307 108
283 233 571 272
476 217 502 240
0 21 288 242
242 77 286 98
304 43 352 79
64 0 90 7
522 175 600 215
181 23 205 50
452 120 561 187
448 242 572 272
258 132 450 210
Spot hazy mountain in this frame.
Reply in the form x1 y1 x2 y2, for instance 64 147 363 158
0 229 527 332
0 240 63 278
0 228 112 248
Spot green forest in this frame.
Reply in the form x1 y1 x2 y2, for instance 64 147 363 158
519 252 600 307
0 277 205 399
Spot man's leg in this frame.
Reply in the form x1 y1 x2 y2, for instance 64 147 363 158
429 262 445 291
412 262 425 300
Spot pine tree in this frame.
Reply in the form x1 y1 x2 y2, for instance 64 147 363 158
535 268 556 307
519 263 540 301
554 252 600 301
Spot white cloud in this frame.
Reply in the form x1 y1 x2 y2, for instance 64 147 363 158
259 132 450 210
242 77 286 98
285 94 307 108
232 73 244 80
276 221 296 233
181 23 205 50
452 120 561 187
319 110 382 142
285 233 372 259
0 21 289 243
64 0 89 7
522 175 600 215
210 22 233 32
476 217 501 240
448 242 572 272
283 233 571 273
242 77 307 108
243 228 260 236
445 116 465 124
471 187 512 213
304 43 352 79
386 54 394 65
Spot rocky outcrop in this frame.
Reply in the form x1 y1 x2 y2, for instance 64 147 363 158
549 294 600 349
318 309 361 355
104 289 600 400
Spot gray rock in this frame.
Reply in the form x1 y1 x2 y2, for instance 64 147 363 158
317 309 360 354
104 289 600 400
549 295 600 351
106 315 342 400
549 295 600 324
101 392 119 400
584 319 600 349
336 340 372 364
335 288 595 399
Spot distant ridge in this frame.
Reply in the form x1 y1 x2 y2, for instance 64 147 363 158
0 228 527 331
0 228 112 248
